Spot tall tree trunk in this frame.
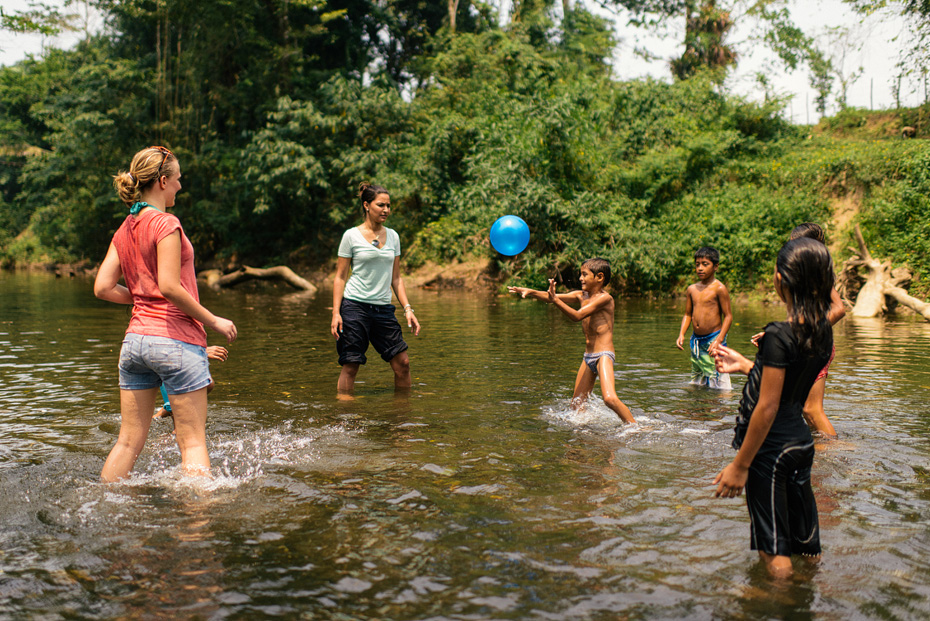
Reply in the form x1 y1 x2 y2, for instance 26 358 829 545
448 0 460 33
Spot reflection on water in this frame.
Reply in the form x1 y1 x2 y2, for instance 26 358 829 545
1 271 930 618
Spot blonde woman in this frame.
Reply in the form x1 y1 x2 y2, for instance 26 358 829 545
94 146 237 481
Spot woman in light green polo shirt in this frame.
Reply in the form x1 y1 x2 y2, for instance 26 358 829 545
330 182 421 394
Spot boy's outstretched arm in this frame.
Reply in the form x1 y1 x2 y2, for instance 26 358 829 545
547 280 609 321
509 285 580 303
676 289 693 350
711 284 733 354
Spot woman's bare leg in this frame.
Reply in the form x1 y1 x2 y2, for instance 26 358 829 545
167 387 211 478
337 363 360 394
389 351 411 390
101 388 158 482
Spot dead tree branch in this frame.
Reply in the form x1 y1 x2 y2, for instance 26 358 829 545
199 266 317 293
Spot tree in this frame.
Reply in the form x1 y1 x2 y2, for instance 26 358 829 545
846 1 930 101
807 49 834 116
669 0 737 81
0 1 74 38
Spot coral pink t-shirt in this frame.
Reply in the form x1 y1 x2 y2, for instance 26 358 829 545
112 210 207 347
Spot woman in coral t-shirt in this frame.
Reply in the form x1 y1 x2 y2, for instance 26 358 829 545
94 146 237 481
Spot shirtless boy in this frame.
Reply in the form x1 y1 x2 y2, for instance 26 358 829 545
509 258 635 424
676 247 733 389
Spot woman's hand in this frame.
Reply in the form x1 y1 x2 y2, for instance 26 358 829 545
713 461 748 498
209 317 238 344
713 344 751 375
750 332 765 347
331 313 343 340
406 309 421 336
508 286 531 298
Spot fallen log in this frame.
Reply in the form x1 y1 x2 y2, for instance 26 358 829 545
842 224 929 320
199 266 317 293
884 285 930 320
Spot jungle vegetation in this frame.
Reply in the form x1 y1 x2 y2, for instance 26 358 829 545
1 0 929 294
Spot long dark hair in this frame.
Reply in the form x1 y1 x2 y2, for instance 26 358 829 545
776 237 834 355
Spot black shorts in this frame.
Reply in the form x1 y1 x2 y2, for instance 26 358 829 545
745 441 821 557
336 298 408 366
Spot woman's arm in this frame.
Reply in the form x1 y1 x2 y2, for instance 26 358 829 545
331 256 351 340
93 243 133 304
713 365 786 497
156 231 237 343
391 256 420 336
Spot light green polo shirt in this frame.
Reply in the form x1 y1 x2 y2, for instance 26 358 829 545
338 226 401 305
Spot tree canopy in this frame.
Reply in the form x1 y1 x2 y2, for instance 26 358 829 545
1 0 928 293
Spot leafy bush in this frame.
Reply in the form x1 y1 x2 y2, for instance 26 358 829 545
862 149 930 297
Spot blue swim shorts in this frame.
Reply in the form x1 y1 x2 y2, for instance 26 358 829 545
118 333 212 394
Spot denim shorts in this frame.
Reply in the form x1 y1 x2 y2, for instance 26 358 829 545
336 298 408 365
118 333 212 394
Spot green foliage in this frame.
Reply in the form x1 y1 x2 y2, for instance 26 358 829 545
0 2 73 37
1 0 928 301
861 148 930 296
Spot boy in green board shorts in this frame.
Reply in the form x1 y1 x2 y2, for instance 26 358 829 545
676 247 733 390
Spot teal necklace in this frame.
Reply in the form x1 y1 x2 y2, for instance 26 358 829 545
129 201 162 216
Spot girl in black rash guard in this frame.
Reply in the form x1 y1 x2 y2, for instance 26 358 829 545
711 237 834 578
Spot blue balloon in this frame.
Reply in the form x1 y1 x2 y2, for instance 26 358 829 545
489 215 530 256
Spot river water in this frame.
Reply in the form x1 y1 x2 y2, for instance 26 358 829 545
1 271 930 619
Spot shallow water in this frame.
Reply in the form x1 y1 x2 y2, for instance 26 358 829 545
1 271 930 619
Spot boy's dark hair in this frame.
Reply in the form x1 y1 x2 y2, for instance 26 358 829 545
789 222 826 244
694 247 719 265
582 257 611 285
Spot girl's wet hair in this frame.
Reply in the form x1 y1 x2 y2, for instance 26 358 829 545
113 147 178 206
776 237 834 355
582 257 611 285
789 222 826 244
359 181 389 213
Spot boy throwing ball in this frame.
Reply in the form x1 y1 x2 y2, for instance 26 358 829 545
509 258 635 424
